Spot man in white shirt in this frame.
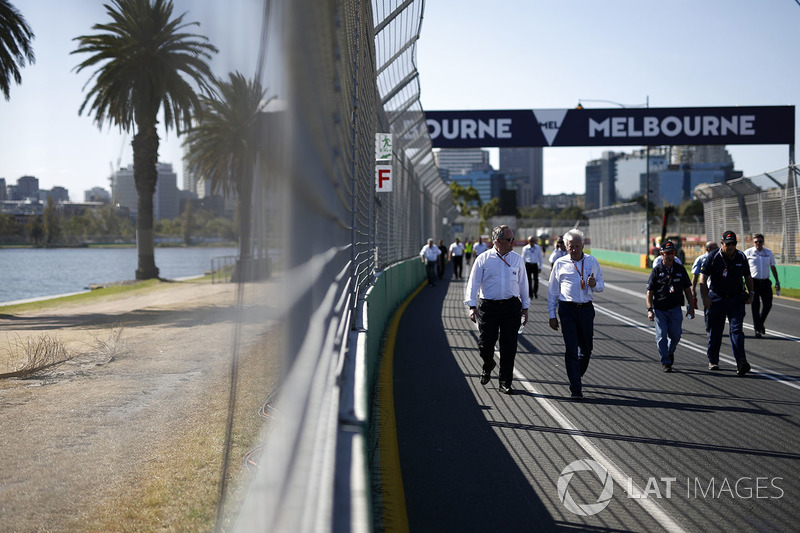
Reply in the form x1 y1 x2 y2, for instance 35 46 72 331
473 237 488 258
547 229 604 400
549 237 568 266
745 233 780 337
521 235 543 299
448 237 466 280
464 225 529 394
419 238 441 287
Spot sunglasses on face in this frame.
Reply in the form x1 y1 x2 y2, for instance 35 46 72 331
754 241 763 244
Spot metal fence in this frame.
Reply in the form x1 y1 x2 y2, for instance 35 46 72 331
695 166 800 263
235 0 452 531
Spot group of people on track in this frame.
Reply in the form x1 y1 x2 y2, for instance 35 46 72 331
422 225 781 399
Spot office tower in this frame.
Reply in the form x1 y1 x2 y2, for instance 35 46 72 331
499 147 543 205
112 163 179 220
434 148 490 176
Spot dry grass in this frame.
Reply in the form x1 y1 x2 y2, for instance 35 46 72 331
73 326 283 532
1 333 72 378
89 325 127 363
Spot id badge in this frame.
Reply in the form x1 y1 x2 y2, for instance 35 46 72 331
581 279 586 290
723 268 728 278
669 285 674 293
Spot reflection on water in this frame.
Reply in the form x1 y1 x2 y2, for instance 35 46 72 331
0 247 237 304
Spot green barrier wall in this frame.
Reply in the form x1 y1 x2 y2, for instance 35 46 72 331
364 258 425 392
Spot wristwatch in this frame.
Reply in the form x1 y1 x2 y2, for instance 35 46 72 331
647 307 653 312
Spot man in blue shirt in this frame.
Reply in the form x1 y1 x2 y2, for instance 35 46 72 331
699 230 754 375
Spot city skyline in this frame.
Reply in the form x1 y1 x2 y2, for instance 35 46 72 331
2 1 799 197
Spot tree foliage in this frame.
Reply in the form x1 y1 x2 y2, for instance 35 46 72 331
0 0 35 100
72 0 217 279
184 72 271 261
449 181 482 215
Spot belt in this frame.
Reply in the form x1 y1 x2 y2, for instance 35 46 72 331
559 300 593 309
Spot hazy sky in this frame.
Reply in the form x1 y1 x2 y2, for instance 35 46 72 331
0 0 264 198
416 0 800 195
1 0 799 198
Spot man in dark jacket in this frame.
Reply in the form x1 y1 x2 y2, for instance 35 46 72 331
699 230 754 375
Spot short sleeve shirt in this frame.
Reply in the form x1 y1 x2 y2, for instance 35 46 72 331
701 249 750 299
646 262 691 309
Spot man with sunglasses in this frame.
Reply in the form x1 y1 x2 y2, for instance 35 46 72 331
646 241 695 372
465 225 529 394
745 233 780 338
699 230 754 375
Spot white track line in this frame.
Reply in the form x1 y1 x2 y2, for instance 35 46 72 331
510 365 686 532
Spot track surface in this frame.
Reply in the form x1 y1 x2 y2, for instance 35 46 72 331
394 262 800 532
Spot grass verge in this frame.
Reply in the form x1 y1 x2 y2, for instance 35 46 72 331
74 327 283 532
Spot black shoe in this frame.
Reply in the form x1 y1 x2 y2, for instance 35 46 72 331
662 364 673 373
708 363 720 371
570 391 583 400
754 330 762 338
534 293 538 299
499 384 513 395
737 361 751 376
480 361 496 385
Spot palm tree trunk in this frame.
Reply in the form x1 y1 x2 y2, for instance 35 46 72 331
132 126 160 280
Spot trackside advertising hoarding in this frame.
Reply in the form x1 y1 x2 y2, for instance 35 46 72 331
424 106 795 148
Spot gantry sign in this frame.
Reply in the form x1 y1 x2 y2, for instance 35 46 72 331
424 106 795 148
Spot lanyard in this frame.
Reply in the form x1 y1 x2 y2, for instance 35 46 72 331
497 251 511 267
571 257 585 289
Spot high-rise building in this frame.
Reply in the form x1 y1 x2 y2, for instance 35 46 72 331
434 148 490 176
672 145 734 166
499 147 543 206
112 163 179 220
585 152 618 210
615 148 669 201
40 186 69 203
85 187 111 203
16 175 39 200
0 178 6 201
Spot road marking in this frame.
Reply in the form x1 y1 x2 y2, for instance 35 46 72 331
511 365 686 532
591 297 800 391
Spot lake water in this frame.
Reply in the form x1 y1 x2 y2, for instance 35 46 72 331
0 247 237 305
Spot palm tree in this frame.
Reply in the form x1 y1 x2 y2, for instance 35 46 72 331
183 72 271 277
0 0 35 100
72 0 217 279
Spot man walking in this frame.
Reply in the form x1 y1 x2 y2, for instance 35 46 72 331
745 233 780 338
646 241 695 372
449 237 465 280
699 230 754 375
522 235 543 299
464 225 529 394
419 238 441 287
691 241 719 332
547 229 604 399
549 236 568 267
473 237 488 258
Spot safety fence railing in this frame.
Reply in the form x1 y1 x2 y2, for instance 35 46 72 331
695 166 800 263
235 0 452 531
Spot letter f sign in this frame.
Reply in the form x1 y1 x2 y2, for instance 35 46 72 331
376 167 393 192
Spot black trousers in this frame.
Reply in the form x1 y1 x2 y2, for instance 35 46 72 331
525 263 539 297
751 278 774 332
477 298 522 386
452 255 463 278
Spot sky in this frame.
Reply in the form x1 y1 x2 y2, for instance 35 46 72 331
1 0 799 198
0 0 265 198
415 0 800 195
